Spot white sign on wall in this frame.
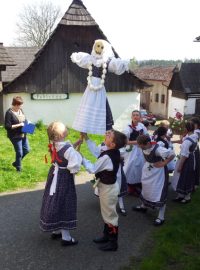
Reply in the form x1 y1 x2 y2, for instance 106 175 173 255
31 93 69 100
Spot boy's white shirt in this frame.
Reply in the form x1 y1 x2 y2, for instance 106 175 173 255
123 122 148 139
143 143 175 161
82 155 113 174
54 141 82 174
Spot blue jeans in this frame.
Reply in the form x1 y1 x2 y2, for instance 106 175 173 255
10 137 30 170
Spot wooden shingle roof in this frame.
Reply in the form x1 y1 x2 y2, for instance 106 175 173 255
59 0 96 26
2 47 38 83
0 43 15 67
168 63 200 94
133 66 175 85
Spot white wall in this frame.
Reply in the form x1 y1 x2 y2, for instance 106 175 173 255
185 98 196 115
168 95 186 118
3 92 140 127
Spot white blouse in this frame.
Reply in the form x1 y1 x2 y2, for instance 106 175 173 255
54 142 82 174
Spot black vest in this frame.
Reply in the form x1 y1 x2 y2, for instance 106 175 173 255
143 144 163 163
185 137 197 153
129 125 144 141
95 149 120 185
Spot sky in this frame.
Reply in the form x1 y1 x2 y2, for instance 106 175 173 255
0 0 200 60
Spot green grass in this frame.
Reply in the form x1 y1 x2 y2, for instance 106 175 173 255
0 125 103 193
125 189 200 270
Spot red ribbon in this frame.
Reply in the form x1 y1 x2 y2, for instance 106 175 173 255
48 143 62 163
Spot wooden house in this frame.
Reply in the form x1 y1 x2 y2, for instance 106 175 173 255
0 43 15 123
168 63 200 117
1 0 148 126
134 66 174 118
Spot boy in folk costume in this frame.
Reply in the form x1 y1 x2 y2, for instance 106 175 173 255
133 135 175 226
82 130 127 251
172 122 198 203
123 110 148 195
82 132 128 216
40 122 82 246
71 39 130 135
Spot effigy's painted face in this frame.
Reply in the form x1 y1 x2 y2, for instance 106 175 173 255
94 41 104 55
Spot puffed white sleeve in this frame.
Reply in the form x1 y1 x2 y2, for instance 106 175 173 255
108 57 129 75
86 139 101 158
64 147 82 174
180 140 192 157
82 155 113 174
155 146 175 159
70 52 92 69
123 125 131 140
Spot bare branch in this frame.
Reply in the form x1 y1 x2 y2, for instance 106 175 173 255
14 1 61 48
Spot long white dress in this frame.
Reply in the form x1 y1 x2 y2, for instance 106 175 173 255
123 122 148 185
71 52 129 135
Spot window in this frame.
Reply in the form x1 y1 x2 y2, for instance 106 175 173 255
161 94 165 103
155 93 159 102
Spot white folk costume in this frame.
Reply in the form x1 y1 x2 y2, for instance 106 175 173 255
82 149 120 250
86 139 127 197
71 39 129 135
172 134 198 195
141 143 174 208
40 142 82 232
123 122 148 185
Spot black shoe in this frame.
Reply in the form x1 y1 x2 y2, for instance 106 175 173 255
51 232 62 240
132 205 147 213
154 218 165 226
99 241 118 251
172 197 184 202
61 238 78 246
93 235 109 244
12 162 17 168
119 208 127 216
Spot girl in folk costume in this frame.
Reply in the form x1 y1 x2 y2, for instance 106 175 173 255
82 130 127 251
190 117 200 188
40 122 82 246
71 39 130 135
172 122 198 203
82 132 128 216
155 126 176 173
133 135 175 226
123 110 148 195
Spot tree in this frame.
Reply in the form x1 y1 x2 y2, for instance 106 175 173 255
14 1 61 48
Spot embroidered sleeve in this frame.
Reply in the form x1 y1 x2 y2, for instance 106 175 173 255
64 147 82 174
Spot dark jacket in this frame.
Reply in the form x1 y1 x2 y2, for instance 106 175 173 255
5 108 27 139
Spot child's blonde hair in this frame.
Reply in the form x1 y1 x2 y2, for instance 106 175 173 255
160 120 170 127
47 122 68 142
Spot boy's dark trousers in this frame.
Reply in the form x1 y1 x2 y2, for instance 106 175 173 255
93 223 118 251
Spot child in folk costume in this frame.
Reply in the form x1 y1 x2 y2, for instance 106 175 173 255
123 110 148 195
172 122 198 203
71 39 130 135
82 132 128 216
190 117 200 188
40 122 82 246
155 126 176 173
133 135 175 226
82 130 127 251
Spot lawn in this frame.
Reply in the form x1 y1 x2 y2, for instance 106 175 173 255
0 124 103 192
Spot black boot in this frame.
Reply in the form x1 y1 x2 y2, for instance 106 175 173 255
99 225 118 251
93 223 109 243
